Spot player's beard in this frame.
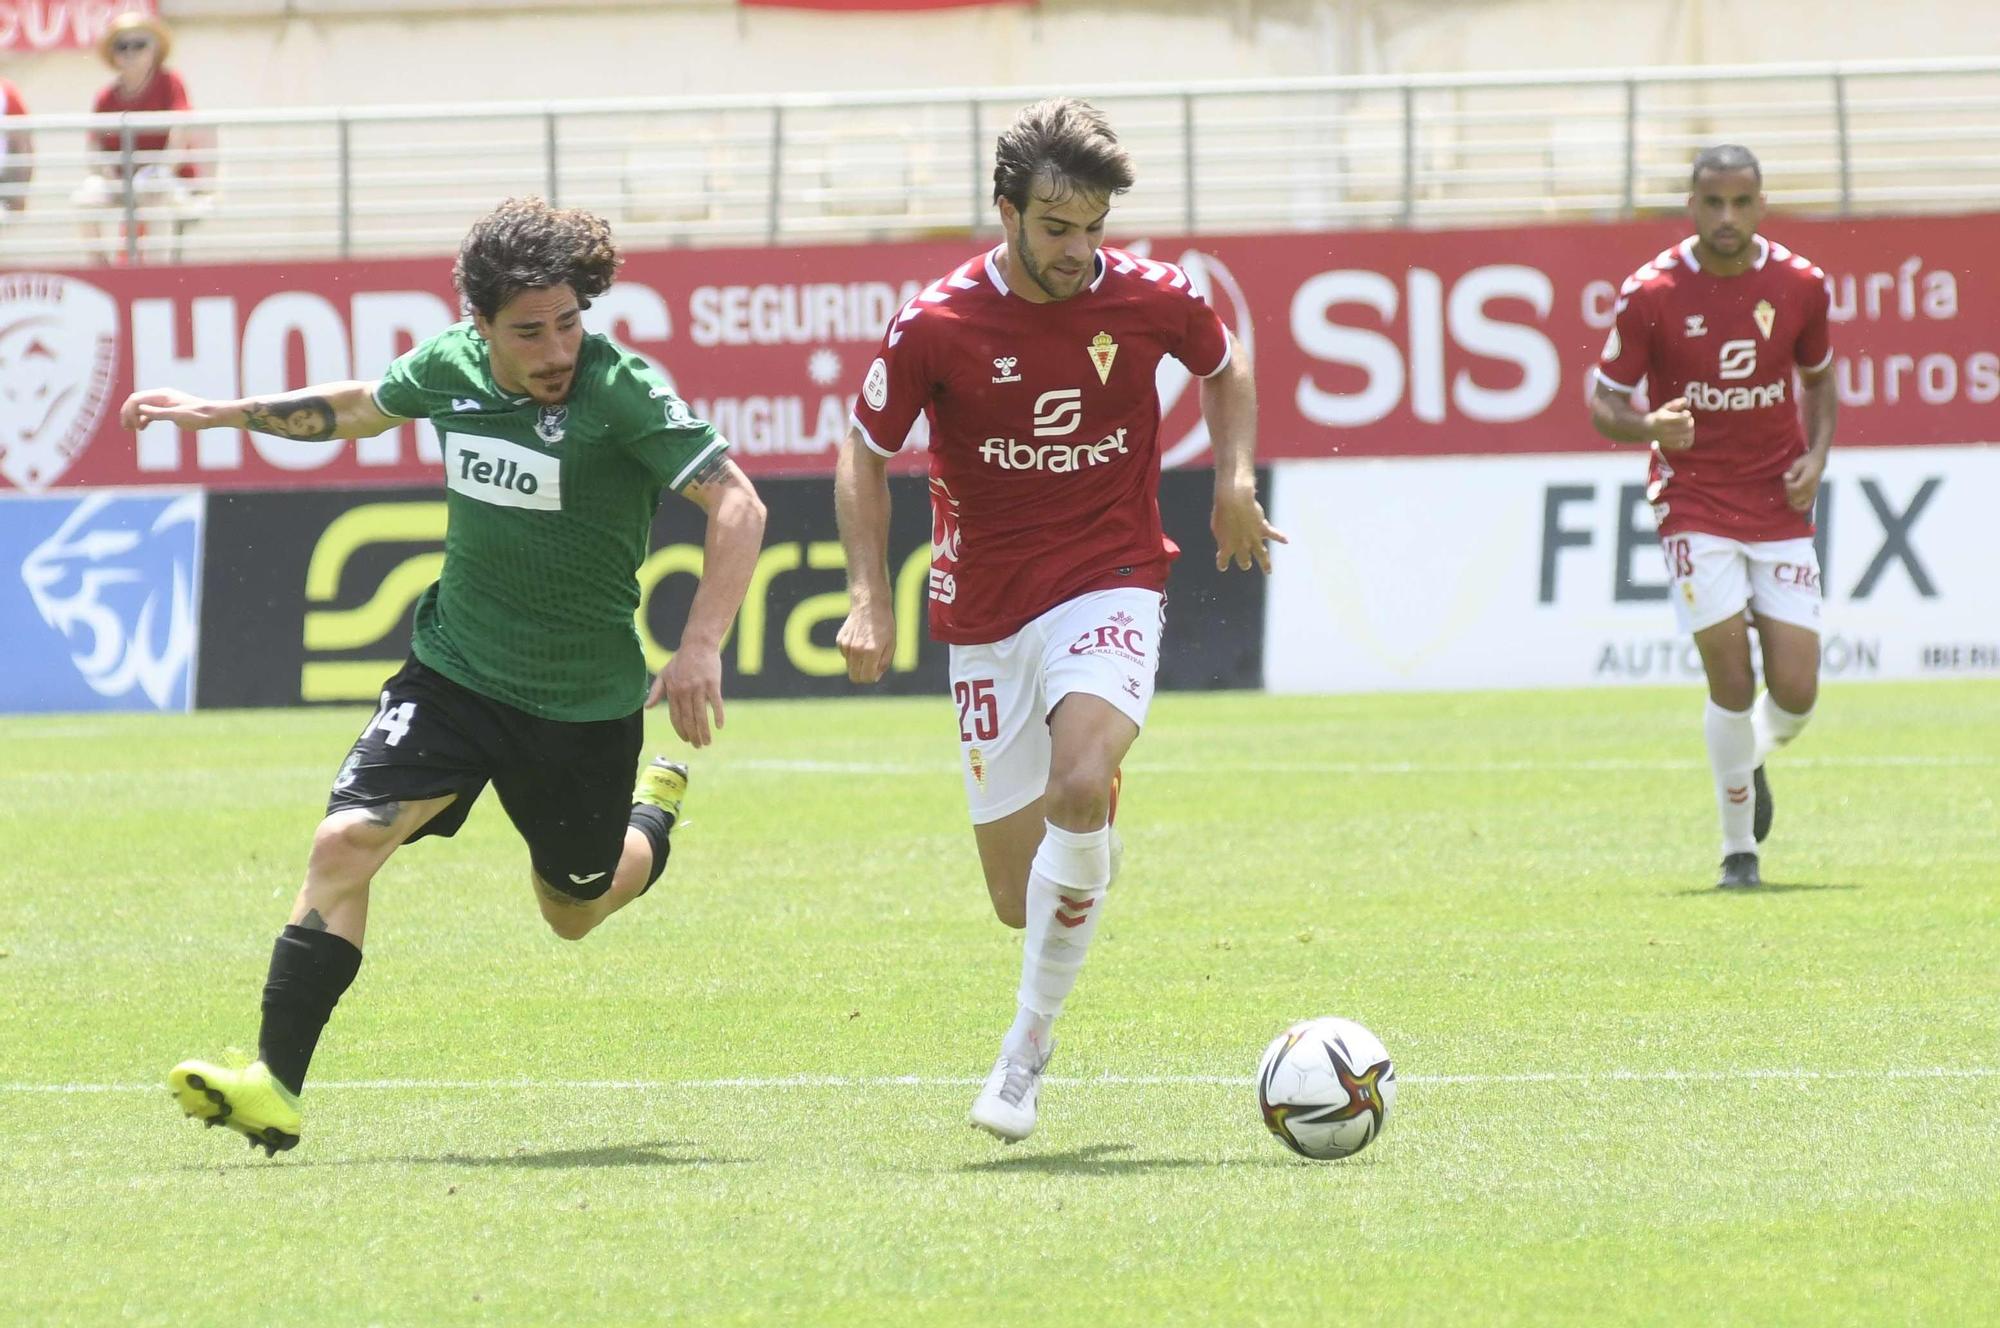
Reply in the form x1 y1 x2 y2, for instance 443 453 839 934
1015 231 1087 302
1703 227 1749 257
529 368 574 402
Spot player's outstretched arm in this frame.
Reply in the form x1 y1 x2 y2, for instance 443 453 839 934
1201 335 1288 573
652 454 766 748
119 382 404 441
1589 379 1694 451
834 427 896 684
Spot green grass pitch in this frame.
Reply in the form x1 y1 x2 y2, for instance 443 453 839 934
2 682 1996 1326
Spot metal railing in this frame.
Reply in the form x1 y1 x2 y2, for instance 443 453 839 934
2 56 1997 266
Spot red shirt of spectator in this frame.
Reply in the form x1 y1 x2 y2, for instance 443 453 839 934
91 69 193 173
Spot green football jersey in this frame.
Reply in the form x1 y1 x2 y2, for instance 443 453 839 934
372 322 726 722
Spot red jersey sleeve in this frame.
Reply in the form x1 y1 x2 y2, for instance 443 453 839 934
1596 279 1655 393
2 82 23 116
850 300 936 458
1174 282 1231 378
161 70 191 112
1795 269 1833 374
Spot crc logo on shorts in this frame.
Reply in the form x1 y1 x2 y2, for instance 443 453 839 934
1774 562 1821 593
0 273 120 492
1068 610 1148 663
442 432 562 510
863 357 890 411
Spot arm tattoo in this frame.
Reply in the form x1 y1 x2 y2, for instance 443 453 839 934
683 451 730 492
298 909 329 932
360 800 403 828
243 394 337 441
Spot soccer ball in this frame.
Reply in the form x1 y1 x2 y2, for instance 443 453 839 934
1255 1017 1396 1160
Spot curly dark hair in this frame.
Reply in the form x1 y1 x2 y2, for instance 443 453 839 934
992 97 1135 213
453 197 622 321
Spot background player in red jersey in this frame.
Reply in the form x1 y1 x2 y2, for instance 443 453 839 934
836 98 1283 1141
1589 144 1837 889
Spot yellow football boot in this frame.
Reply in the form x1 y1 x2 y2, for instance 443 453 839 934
168 1059 302 1156
633 756 690 825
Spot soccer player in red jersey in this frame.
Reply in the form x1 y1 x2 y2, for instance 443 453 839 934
1590 145 1837 889
837 98 1283 1141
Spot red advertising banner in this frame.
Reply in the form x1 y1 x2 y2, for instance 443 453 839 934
4 213 1994 493
0 0 154 53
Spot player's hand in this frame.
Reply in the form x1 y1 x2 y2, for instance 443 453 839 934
652 642 725 748
1646 397 1695 452
120 387 228 432
836 599 896 684
1783 450 1827 512
1211 484 1289 573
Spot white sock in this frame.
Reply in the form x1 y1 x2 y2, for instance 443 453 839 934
1704 699 1758 856
1751 692 1814 767
1005 820 1111 1063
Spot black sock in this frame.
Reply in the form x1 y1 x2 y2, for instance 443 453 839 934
628 803 674 894
258 925 363 1096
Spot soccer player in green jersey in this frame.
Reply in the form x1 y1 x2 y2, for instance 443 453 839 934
119 198 767 1155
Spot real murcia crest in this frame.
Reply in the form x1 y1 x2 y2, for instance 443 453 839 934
1087 331 1118 385
1752 299 1777 341
535 404 568 444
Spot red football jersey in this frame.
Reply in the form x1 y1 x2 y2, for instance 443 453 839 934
1596 234 1833 541
852 244 1230 645
90 70 192 171
2 80 24 116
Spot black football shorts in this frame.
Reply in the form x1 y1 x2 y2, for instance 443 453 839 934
326 656 642 897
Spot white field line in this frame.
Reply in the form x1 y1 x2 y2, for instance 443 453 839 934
2 755 1986 785
732 755 1998 776
7 1066 1996 1095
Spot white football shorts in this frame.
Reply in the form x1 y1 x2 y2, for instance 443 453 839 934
947 587 1164 824
1659 531 1823 635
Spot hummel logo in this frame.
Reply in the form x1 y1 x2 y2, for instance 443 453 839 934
568 871 607 886
451 397 488 413
1684 315 1708 338
992 356 1021 384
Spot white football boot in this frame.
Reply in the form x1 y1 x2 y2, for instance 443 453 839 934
969 1042 1052 1143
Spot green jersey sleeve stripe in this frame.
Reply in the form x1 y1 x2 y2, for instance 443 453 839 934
668 435 729 491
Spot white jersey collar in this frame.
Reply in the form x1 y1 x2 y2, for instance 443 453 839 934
1680 233 1770 273
982 245 1107 297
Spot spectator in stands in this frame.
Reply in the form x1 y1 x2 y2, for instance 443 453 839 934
0 77 30 216
72 12 197 262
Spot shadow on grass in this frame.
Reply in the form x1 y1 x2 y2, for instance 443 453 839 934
415 1139 727 1170
1670 882 1863 898
176 1138 742 1172
960 1143 1270 1175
